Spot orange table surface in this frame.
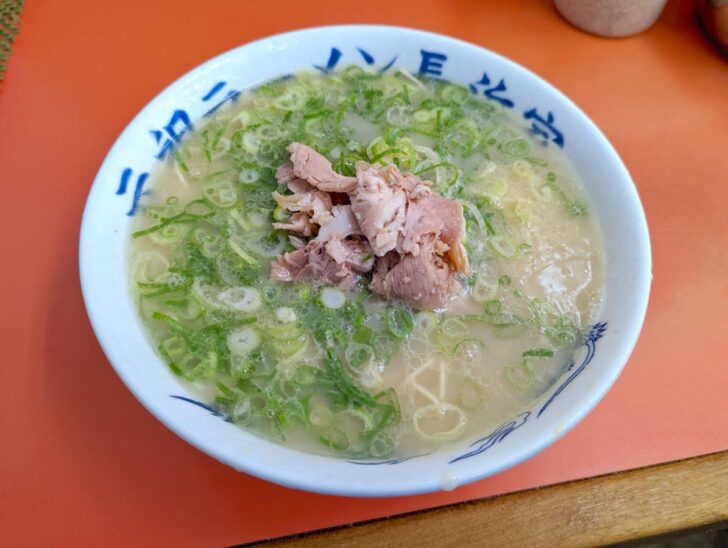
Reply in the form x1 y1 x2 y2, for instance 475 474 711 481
2 0 727 545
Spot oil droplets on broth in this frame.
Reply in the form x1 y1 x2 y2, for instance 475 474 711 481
128 67 604 459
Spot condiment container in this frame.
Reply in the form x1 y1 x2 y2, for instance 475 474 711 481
555 0 668 37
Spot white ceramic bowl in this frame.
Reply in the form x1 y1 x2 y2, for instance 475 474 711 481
80 25 651 497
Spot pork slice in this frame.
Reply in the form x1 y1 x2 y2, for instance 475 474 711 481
276 160 298 185
342 238 375 273
273 211 317 237
415 193 470 274
324 238 375 272
272 190 333 226
288 143 358 193
272 143 470 308
325 239 350 265
289 235 307 249
400 199 444 256
270 248 309 283
295 243 358 289
351 162 407 257
287 178 317 195
276 161 296 184
276 161 316 194
394 170 433 199
370 251 401 293
315 205 364 266
325 240 374 274
316 205 361 242
270 241 360 289
370 242 458 309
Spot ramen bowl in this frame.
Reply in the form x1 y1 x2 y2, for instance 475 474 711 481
79 25 651 497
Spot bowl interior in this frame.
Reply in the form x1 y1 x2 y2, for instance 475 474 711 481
80 25 651 497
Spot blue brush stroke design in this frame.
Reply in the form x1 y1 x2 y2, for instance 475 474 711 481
314 47 342 73
126 172 149 216
468 72 515 108
378 56 398 73
523 108 564 148
203 89 241 118
116 167 132 195
170 395 232 422
357 47 375 65
537 322 608 417
117 168 149 216
449 411 531 464
151 109 193 159
202 81 226 101
418 49 448 76
347 454 429 466
483 79 514 108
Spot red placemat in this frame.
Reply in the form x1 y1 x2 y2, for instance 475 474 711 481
2 0 727 545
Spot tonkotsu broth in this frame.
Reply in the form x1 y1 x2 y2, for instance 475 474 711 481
129 68 603 458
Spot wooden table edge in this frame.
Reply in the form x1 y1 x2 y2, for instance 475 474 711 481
253 450 728 547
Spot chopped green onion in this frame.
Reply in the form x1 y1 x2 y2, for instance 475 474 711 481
484 299 502 315
239 168 260 184
490 235 516 258
227 327 260 354
504 363 534 391
292 365 318 386
319 426 349 452
458 199 487 234
386 306 415 339
412 403 467 441
440 84 469 104
202 181 238 208
414 311 438 332
309 405 333 427
227 240 259 265
452 338 484 363
459 379 484 410
217 286 261 312
441 317 470 338
413 109 431 123
344 343 375 370
500 138 531 160
275 307 297 324
321 287 346 309
369 429 398 458
523 348 554 358
386 106 412 127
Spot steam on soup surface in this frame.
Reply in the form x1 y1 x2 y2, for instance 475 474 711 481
129 68 603 459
